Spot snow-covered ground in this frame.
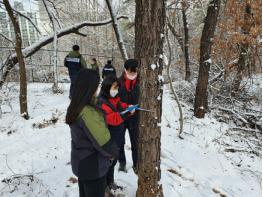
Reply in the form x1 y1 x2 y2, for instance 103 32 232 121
0 83 261 197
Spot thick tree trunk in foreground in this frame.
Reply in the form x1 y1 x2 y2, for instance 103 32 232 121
3 0 29 119
135 0 166 196
194 0 221 118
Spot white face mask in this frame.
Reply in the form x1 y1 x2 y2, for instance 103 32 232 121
110 89 118 97
125 70 137 80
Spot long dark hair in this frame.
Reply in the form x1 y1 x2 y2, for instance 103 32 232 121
100 75 118 99
66 69 100 124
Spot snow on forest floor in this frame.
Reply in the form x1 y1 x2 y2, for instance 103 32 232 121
0 83 261 197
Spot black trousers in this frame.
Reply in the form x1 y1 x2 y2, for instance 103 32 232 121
119 114 139 167
107 159 117 185
78 176 106 197
106 125 124 185
69 81 75 98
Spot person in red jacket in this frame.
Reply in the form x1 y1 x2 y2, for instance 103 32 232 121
98 75 134 191
118 59 140 174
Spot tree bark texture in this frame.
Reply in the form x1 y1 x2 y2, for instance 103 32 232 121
194 0 221 118
182 1 191 82
135 0 166 196
3 0 29 119
232 2 253 95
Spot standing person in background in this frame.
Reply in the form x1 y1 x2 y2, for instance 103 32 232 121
102 60 116 79
118 59 140 174
64 45 88 99
90 58 100 74
66 69 118 197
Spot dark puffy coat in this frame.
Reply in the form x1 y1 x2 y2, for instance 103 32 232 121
102 64 116 79
64 51 87 82
70 105 118 180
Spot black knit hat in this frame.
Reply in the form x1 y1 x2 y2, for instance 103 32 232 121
107 60 112 64
124 59 139 71
72 45 80 51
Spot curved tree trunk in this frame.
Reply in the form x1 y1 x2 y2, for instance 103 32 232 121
135 0 166 196
3 0 29 119
105 0 128 61
166 27 184 137
194 0 221 118
42 0 59 93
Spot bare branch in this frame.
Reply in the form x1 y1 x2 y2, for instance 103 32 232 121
52 12 62 29
167 17 184 52
46 0 62 28
13 10 41 34
209 70 224 84
0 2 41 35
42 0 59 91
0 32 13 43
0 15 129 88
73 31 87 37
42 0 56 29
218 106 248 124
105 0 128 61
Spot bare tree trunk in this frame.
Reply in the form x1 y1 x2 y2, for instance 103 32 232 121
42 0 59 93
52 31 59 91
166 27 184 137
167 2 190 82
232 3 253 95
167 18 184 52
105 0 128 61
182 1 191 82
95 0 99 58
3 0 29 119
135 0 166 196
232 44 247 95
194 0 221 118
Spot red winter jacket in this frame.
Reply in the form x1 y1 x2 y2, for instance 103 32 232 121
100 97 128 126
118 72 140 105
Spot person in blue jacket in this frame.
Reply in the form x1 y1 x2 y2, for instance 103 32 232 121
66 69 118 197
102 60 116 79
64 45 88 99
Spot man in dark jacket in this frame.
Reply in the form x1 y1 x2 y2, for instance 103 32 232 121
102 60 116 79
118 59 140 174
64 45 88 99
